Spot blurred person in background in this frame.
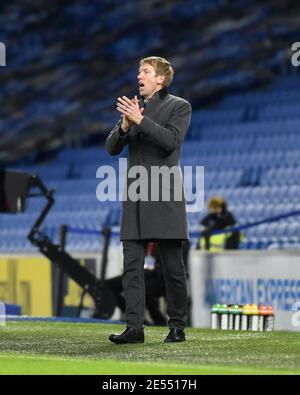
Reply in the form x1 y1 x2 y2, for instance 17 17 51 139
199 196 241 251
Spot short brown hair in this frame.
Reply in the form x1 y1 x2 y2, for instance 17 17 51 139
208 196 227 211
139 56 174 87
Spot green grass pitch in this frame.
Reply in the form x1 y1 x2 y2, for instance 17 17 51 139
0 321 299 375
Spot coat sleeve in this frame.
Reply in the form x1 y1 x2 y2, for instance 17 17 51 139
138 100 192 153
105 117 130 156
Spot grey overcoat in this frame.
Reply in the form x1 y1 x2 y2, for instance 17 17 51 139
105 86 192 240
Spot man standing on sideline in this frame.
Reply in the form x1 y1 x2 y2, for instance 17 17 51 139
105 56 192 344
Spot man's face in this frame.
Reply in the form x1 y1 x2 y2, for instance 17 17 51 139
137 63 165 99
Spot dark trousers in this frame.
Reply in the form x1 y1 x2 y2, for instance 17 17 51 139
122 239 187 330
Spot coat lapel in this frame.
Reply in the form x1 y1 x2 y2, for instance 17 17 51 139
141 86 169 115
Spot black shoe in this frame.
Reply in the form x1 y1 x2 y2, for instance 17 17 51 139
164 328 186 343
109 327 144 344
